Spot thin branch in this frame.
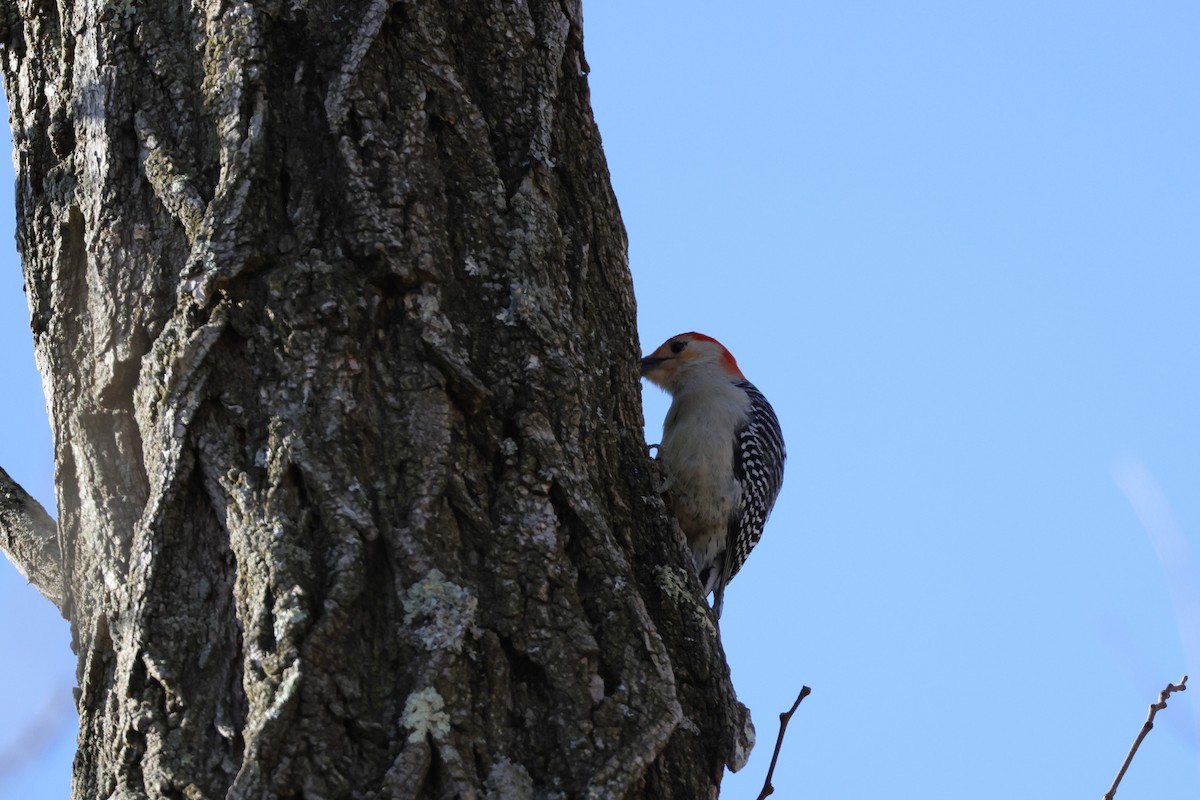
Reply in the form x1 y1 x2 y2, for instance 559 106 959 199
1103 675 1188 800
757 686 811 800
0 465 61 609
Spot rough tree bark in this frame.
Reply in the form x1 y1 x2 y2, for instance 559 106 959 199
0 1 752 798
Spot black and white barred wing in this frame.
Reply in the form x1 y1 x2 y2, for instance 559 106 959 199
728 380 786 580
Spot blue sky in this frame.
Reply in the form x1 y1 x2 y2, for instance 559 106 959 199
2 2 1199 797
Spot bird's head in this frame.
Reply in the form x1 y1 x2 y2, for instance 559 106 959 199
640 332 744 394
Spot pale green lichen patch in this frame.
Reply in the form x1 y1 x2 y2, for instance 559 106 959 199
656 565 716 637
403 569 478 652
655 564 692 605
401 687 451 744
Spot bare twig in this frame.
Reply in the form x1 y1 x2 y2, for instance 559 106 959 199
1103 675 1188 799
757 686 811 799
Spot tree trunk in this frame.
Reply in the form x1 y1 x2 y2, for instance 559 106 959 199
0 1 751 797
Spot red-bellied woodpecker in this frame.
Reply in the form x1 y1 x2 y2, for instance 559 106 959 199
641 332 785 618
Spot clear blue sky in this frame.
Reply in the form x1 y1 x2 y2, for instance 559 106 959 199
2 2 1199 797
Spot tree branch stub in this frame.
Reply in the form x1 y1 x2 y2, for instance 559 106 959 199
0 465 61 609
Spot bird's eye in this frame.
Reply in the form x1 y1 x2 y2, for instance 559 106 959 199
670 341 687 354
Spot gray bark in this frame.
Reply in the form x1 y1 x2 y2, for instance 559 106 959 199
0 1 752 797
0 464 61 606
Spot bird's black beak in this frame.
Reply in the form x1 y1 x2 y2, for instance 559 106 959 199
640 356 666 375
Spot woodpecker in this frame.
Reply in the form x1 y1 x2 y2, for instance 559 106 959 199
640 332 785 617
